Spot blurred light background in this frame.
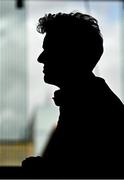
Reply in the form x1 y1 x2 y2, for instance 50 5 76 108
0 0 124 166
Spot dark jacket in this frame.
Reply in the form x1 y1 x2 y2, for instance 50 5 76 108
22 74 124 178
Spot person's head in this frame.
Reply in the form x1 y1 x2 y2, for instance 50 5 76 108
37 12 104 87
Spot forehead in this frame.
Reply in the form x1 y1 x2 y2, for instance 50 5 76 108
42 35 49 49
42 32 75 53
42 33 64 50
43 34 55 47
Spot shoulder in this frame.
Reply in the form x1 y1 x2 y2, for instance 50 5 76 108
94 76 124 110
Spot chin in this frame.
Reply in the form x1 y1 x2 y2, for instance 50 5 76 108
44 75 54 84
44 75 59 86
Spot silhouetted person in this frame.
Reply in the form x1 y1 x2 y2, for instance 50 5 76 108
22 12 124 178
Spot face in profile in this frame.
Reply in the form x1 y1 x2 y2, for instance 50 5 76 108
37 34 65 87
37 29 97 88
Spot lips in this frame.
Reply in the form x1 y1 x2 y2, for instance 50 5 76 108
43 66 49 73
43 66 45 73
43 67 47 73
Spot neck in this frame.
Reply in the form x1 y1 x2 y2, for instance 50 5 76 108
58 72 95 90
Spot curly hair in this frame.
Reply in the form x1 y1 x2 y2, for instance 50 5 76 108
37 12 101 34
37 12 104 68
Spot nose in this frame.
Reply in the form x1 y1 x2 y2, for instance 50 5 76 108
37 51 46 64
